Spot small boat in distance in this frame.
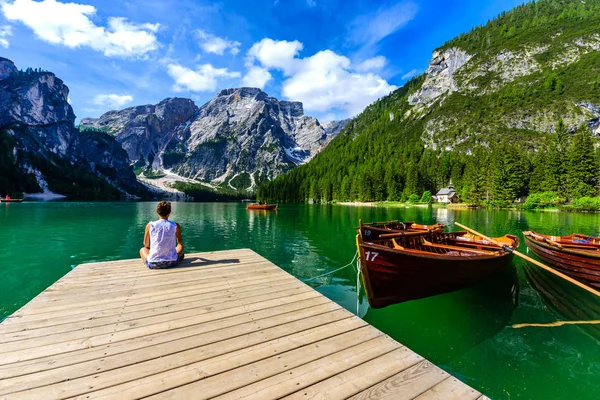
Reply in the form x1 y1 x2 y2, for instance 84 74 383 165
0 199 23 202
359 220 444 241
523 231 600 289
357 221 519 308
247 203 277 210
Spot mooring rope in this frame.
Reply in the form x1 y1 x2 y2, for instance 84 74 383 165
301 251 358 283
356 257 361 316
512 320 600 329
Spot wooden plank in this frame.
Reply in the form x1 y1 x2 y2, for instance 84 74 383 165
1 308 351 395
413 377 482 400
0 275 294 333
18 264 282 309
11 268 286 317
3 274 292 325
0 291 323 363
0 297 335 380
11 317 367 399
350 360 449 399
282 348 423 399
141 324 381 400
0 280 309 342
212 336 401 400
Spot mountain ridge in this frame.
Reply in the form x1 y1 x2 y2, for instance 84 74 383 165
81 88 349 191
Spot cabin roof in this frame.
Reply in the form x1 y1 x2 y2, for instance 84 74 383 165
436 188 455 196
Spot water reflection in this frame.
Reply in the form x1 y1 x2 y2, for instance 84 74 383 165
362 264 519 363
524 264 600 344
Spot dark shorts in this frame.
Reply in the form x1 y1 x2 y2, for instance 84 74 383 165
145 260 178 269
145 253 184 269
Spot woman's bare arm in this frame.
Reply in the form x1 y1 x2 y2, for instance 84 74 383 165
176 223 184 250
143 223 151 249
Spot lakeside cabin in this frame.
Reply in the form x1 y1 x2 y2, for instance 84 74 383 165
434 180 459 203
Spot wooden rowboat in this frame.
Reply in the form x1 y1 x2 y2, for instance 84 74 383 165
356 224 519 308
523 231 600 289
359 220 444 241
247 203 277 210
0 199 23 202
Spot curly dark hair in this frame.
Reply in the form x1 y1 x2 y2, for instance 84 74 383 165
156 201 172 217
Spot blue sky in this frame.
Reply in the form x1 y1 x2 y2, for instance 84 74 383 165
0 0 526 121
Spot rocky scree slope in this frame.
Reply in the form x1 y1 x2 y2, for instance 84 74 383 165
81 88 349 191
0 57 138 199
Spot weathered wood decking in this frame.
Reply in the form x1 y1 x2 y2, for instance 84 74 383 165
0 249 489 399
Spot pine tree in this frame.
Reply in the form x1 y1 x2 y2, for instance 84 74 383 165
566 128 598 198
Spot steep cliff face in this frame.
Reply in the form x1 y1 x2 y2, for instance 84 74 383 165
0 58 138 198
408 29 600 151
82 88 347 190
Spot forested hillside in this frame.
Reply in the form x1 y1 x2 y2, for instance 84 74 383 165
257 0 600 205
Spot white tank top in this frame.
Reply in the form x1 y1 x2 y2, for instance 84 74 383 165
147 219 178 263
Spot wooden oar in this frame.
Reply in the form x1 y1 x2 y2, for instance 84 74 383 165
454 222 600 298
524 231 562 248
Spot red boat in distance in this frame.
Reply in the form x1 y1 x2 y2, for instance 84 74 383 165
247 203 277 210
523 231 600 289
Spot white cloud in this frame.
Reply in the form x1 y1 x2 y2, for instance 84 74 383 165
247 39 397 117
167 63 241 92
350 1 418 46
247 38 302 71
1 0 160 57
306 0 316 7
195 30 241 55
0 25 11 48
356 56 386 72
401 68 422 80
241 66 271 89
92 94 134 108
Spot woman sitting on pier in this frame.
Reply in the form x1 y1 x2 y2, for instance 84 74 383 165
140 201 184 269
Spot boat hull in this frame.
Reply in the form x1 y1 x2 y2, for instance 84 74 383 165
0 199 23 202
357 236 516 308
246 204 277 210
523 234 600 289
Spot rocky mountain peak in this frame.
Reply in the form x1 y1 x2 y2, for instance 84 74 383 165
0 57 17 80
0 57 139 198
82 88 348 190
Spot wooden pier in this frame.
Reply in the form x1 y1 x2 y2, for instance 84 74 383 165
0 249 489 399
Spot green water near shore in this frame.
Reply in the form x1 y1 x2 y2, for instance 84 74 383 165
1 202 599 399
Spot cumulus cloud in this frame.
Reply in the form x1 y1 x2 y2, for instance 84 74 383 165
241 66 271 89
92 94 133 108
401 68 423 80
0 25 11 48
195 30 241 55
1 0 160 57
247 38 303 71
167 63 241 92
246 38 397 117
350 1 418 46
356 56 387 72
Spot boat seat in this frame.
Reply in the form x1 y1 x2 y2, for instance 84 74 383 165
391 239 404 250
422 240 497 255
